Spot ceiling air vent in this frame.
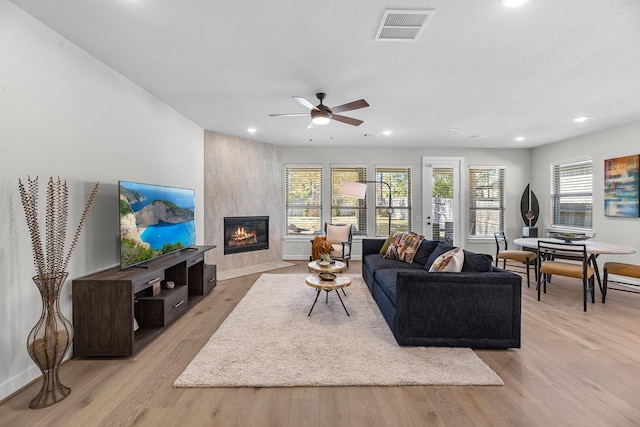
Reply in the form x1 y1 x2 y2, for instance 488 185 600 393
466 134 489 140
375 9 435 42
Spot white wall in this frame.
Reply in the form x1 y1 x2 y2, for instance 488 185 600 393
0 1 204 401
531 120 640 267
281 146 531 260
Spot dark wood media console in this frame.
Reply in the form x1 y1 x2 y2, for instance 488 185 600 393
72 246 216 357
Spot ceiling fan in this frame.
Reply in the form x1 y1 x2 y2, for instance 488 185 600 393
269 93 369 128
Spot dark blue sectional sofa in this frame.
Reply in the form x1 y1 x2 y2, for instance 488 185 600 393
362 238 522 349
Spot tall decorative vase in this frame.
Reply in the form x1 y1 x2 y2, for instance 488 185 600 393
27 271 73 409
19 176 99 409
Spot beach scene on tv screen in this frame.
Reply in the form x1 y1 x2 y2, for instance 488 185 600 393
119 181 196 268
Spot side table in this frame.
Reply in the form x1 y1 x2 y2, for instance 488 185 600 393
305 275 352 316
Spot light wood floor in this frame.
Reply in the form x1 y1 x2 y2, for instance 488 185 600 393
2 261 640 426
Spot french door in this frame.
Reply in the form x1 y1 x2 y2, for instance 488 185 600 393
423 157 462 246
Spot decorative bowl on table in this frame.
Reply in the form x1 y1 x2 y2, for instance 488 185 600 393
316 260 330 267
318 273 336 281
549 232 591 243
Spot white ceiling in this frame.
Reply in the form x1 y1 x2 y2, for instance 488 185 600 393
9 0 640 148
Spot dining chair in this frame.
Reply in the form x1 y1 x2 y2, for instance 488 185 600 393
602 262 640 303
537 241 595 311
494 231 537 287
323 223 353 267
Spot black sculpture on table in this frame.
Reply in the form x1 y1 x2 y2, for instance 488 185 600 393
520 184 539 237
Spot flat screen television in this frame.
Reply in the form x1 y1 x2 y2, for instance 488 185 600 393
119 180 196 268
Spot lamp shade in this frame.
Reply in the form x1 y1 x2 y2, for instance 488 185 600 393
341 181 367 199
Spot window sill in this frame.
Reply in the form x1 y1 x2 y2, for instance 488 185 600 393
467 236 496 243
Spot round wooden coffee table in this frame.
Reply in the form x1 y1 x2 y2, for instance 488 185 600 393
305 274 352 316
307 260 347 274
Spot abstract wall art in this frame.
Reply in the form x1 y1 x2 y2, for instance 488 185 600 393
604 154 639 217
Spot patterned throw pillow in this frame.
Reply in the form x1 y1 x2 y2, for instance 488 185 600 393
428 247 465 272
383 232 425 264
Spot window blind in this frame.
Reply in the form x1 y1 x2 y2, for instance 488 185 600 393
285 166 322 235
331 167 367 235
469 167 505 237
550 159 593 230
375 167 412 236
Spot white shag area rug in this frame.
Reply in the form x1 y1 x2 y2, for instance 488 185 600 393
174 274 503 387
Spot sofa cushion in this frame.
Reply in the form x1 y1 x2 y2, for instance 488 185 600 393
363 254 423 274
429 247 465 272
461 250 493 272
374 268 400 305
412 239 440 266
424 243 456 269
383 232 425 264
326 224 351 244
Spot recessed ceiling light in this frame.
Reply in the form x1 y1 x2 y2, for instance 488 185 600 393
247 128 257 133
450 128 459 132
382 130 392 136
500 0 528 7
573 116 590 123
515 136 525 141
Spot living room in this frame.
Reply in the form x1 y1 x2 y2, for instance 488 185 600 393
3 0 640 425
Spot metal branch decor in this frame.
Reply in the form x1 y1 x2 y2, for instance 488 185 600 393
18 176 99 409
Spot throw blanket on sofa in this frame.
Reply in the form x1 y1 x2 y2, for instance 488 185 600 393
311 236 333 261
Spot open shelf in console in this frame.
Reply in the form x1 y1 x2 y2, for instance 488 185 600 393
72 245 215 357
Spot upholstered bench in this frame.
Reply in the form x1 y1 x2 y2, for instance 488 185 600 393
603 262 640 302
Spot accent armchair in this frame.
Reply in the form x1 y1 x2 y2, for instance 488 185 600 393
324 223 353 267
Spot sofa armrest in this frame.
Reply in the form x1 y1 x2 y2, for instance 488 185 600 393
363 239 386 256
394 270 522 347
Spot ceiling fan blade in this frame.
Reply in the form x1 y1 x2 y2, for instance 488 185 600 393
332 114 364 126
268 113 309 117
293 96 318 110
331 99 369 113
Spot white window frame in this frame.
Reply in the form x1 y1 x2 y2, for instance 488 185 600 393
468 166 505 239
549 156 593 233
284 164 323 236
330 165 367 236
375 166 412 236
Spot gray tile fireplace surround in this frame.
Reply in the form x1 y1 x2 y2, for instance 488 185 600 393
204 131 283 271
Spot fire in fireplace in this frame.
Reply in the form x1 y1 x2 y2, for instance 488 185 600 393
223 216 269 255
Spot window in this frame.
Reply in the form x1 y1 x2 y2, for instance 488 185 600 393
469 167 505 237
550 158 593 231
375 167 411 236
331 166 367 235
285 165 322 236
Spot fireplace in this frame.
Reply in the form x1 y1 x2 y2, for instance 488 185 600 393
223 216 269 255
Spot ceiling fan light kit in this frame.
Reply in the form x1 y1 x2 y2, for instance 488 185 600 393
270 92 369 128
311 110 331 125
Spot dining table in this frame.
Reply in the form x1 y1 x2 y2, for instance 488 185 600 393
513 237 636 291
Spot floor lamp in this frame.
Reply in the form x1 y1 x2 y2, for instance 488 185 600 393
341 181 394 235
